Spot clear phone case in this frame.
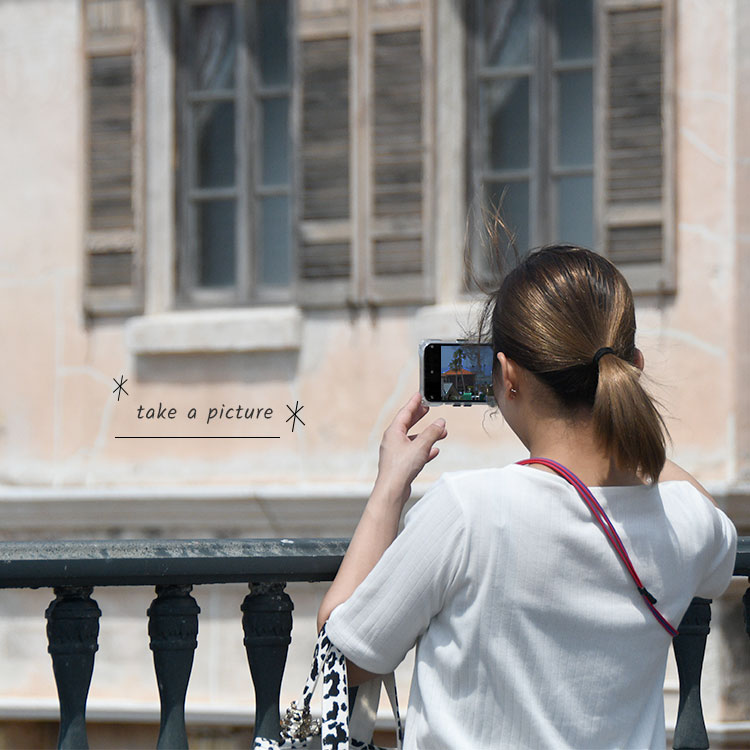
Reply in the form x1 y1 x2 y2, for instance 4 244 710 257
419 339 496 408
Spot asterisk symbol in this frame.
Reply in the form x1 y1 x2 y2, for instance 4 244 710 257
286 401 305 432
112 375 129 401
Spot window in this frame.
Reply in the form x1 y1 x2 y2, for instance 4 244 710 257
468 0 594 254
173 0 434 309
82 0 439 318
295 0 434 307
176 0 293 306
467 0 675 293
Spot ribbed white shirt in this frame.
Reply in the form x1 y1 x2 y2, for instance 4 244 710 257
326 464 737 750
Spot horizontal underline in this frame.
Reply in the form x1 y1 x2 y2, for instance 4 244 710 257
114 436 282 439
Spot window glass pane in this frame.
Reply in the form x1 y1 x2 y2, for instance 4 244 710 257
486 180 530 254
191 4 236 90
260 195 291 285
485 0 532 68
557 175 593 248
557 71 593 167
198 200 236 286
194 101 235 188
257 0 289 86
261 97 289 186
486 77 530 170
556 0 593 61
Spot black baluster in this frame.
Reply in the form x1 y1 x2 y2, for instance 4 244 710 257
45 586 101 750
241 582 294 743
673 597 712 750
148 584 200 750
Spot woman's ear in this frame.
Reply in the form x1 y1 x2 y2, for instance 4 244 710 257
634 348 645 371
496 352 509 392
496 352 520 397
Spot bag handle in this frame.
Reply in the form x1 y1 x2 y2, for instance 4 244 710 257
289 624 402 749
516 457 679 637
348 673 403 748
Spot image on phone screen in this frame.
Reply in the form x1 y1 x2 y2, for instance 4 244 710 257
422 342 495 405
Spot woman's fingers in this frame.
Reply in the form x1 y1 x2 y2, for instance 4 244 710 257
384 393 447 454
376 395 448 493
390 392 429 434
404 419 447 465
417 423 446 467
418 418 447 448
407 428 445 439
407 421 448 443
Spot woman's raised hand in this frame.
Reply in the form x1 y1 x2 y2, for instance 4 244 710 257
316 393 447 632
374 392 448 507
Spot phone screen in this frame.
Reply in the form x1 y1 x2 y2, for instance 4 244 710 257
422 342 495 404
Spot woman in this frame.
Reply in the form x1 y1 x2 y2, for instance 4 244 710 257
317 245 737 749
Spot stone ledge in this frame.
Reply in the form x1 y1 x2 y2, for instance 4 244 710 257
666 722 750 748
0 482 427 537
0 697 405 729
1 700 749 740
125 307 302 354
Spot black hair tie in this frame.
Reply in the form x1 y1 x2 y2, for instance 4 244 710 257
592 347 615 367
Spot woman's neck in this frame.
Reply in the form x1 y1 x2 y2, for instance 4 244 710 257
523 414 645 487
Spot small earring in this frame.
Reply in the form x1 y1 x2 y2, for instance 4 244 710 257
509 388 518 398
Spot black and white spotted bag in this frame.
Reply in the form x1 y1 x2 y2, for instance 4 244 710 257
253 623 403 750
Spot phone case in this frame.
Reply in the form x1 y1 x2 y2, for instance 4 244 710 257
419 339 496 408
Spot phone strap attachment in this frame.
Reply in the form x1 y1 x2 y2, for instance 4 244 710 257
516 457 679 637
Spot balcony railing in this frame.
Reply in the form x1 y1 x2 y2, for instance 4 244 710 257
0 536 748 749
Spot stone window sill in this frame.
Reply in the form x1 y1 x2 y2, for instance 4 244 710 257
125 307 302 354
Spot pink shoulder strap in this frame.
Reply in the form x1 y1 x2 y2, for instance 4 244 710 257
516 457 679 637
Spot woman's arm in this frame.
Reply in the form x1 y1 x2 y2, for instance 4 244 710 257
660 459 717 506
316 476 405 630
317 392 447 628
316 392 448 682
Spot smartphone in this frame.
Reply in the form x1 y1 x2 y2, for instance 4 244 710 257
419 340 496 407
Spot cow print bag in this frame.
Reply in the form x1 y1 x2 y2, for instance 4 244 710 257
253 624 403 750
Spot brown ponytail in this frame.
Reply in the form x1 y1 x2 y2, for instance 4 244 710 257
472 243 668 482
593 352 667 482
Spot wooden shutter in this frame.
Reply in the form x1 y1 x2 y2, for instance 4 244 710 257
83 0 144 317
596 0 675 292
297 3 353 306
366 1 434 304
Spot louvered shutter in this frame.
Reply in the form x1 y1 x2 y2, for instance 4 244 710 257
366 2 434 304
83 0 144 316
596 0 675 292
297 5 353 306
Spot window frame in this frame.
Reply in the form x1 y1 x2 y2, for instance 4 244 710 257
296 0 435 309
466 0 595 254
465 0 675 295
171 0 435 312
174 0 295 310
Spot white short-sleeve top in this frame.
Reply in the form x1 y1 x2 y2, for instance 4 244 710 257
325 464 737 750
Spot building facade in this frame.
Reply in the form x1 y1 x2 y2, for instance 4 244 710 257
1 0 749 746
